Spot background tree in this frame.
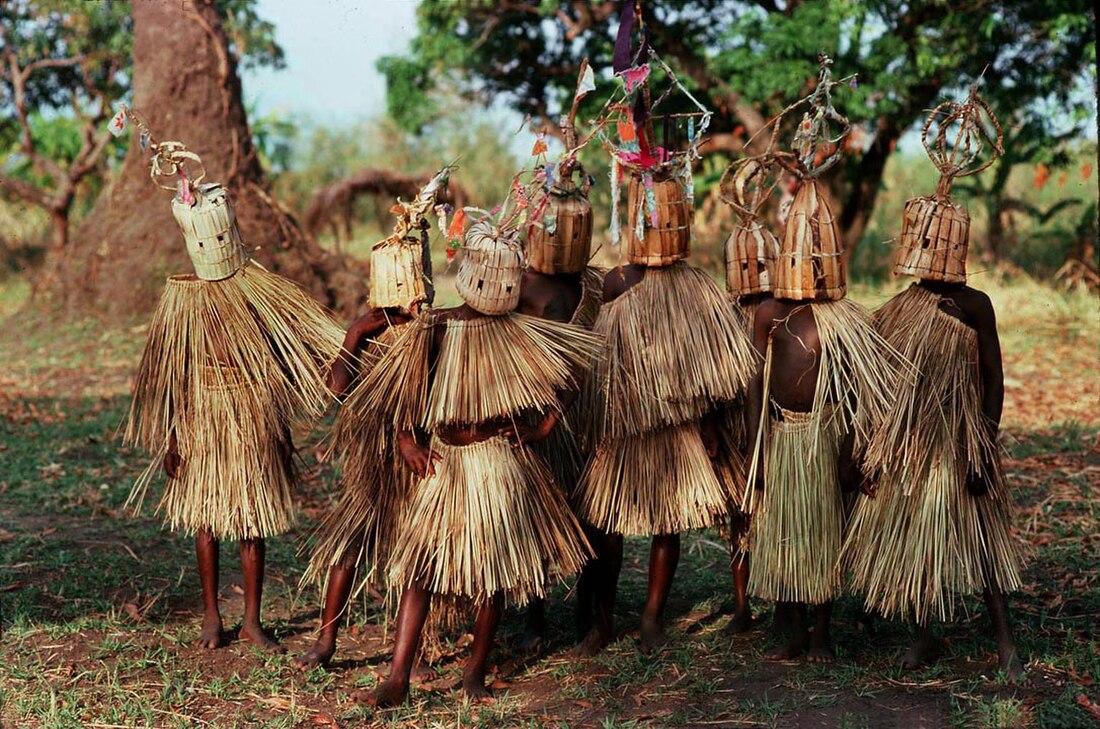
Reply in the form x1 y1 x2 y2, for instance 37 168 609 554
379 0 1096 268
1 0 362 317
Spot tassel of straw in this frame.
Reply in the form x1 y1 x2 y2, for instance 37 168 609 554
388 436 593 606
347 315 435 431
588 261 758 442
570 266 606 329
574 421 736 536
425 313 601 429
745 406 846 604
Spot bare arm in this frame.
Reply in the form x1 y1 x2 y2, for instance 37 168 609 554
328 309 396 396
968 294 1004 496
746 302 772 490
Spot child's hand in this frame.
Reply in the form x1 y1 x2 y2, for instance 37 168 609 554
399 435 441 477
164 451 183 479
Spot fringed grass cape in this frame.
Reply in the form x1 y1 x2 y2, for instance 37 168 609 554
575 262 757 536
744 298 903 603
124 265 344 540
842 285 1022 623
361 311 600 607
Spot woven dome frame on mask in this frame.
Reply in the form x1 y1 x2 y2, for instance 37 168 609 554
720 156 781 296
455 219 526 315
527 171 593 274
895 90 1003 283
765 56 853 301
153 143 250 282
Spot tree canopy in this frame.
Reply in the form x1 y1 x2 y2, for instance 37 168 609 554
378 0 1096 261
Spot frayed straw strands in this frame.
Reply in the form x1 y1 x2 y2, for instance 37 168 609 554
587 262 757 441
575 422 735 536
842 285 1022 623
388 436 592 606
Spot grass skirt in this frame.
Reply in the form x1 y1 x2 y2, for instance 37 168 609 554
157 366 295 539
303 323 416 595
125 267 342 539
575 421 734 536
842 285 1022 623
388 436 592 606
746 406 845 604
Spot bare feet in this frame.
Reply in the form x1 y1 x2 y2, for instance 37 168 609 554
360 678 409 707
901 633 943 670
573 627 612 657
461 669 493 702
638 614 667 653
806 632 835 664
194 615 228 649
724 609 754 635
765 633 806 660
239 622 285 653
293 635 335 670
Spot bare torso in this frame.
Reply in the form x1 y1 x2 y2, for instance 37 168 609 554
754 297 821 413
517 270 583 323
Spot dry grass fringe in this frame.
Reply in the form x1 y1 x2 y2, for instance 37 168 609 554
842 285 1022 623
425 313 601 429
571 266 606 329
144 366 294 540
388 436 592 606
587 262 757 441
746 406 845 603
575 422 735 536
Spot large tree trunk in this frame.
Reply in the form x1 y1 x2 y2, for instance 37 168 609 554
38 2 363 319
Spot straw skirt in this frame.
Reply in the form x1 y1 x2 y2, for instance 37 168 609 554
388 436 592 606
575 421 734 536
158 366 295 540
746 406 845 604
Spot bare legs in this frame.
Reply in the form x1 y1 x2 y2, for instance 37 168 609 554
575 531 623 656
194 529 226 649
639 534 680 652
368 585 502 707
192 531 280 652
238 538 283 652
294 564 355 670
520 598 547 653
726 516 752 634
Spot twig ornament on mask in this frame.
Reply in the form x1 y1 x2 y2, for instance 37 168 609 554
768 55 851 301
525 61 599 275
720 156 782 298
598 0 711 267
368 166 453 311
894 88 1003 283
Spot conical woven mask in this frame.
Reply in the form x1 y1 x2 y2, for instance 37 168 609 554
172 183 249 281
725 221 778 296
368 236 433 310
527 180 592 274
895 195 970 282
625 170 693 266
455 220 525 315
774 181 846 300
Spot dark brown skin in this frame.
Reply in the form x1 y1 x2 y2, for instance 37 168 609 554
165 325 285 653
576 265 717 657
371 303 568 706
295 306 413 671
515 269 586 652
745 296 836 663
899 279 1023 682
